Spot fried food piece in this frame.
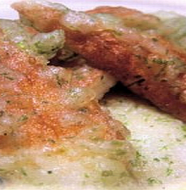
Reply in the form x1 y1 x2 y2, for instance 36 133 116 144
0 19 65 59
0 26 129 153
86 6 160 30
12 0 186 122
88 8 186 53
0 19 139 187
154 11 186 52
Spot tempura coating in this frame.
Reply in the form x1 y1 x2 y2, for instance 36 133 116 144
0 26 129 153
86 6 160 30
12 0 186 122
0 19 65 59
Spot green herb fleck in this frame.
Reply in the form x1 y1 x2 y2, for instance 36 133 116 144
161 155 174 165
120 171 128 178
84 173 89 178
136 151 142 158
101 170 113 177
18 115 28 122
147 177 162 186
90 136 101 141
130 151 147 167
17 41 26 49
166 168 173 176
160 145 169 150
20 168 27 176
152 58 174 65
115 149 126 156
181 125 186 132
153 58 167 64
153 158 160 162
111 140 123 147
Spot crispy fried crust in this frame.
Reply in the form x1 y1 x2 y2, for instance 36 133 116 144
0 29 129 153
65 30 186 121
87 6 161 30
12 2 186 122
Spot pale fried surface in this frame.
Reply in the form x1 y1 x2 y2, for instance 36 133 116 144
12 1 186 122
0 2 138 188
0 19 65 59
0 27 127 153
0 16 139 188
104 92 186 190
86 6 160 30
